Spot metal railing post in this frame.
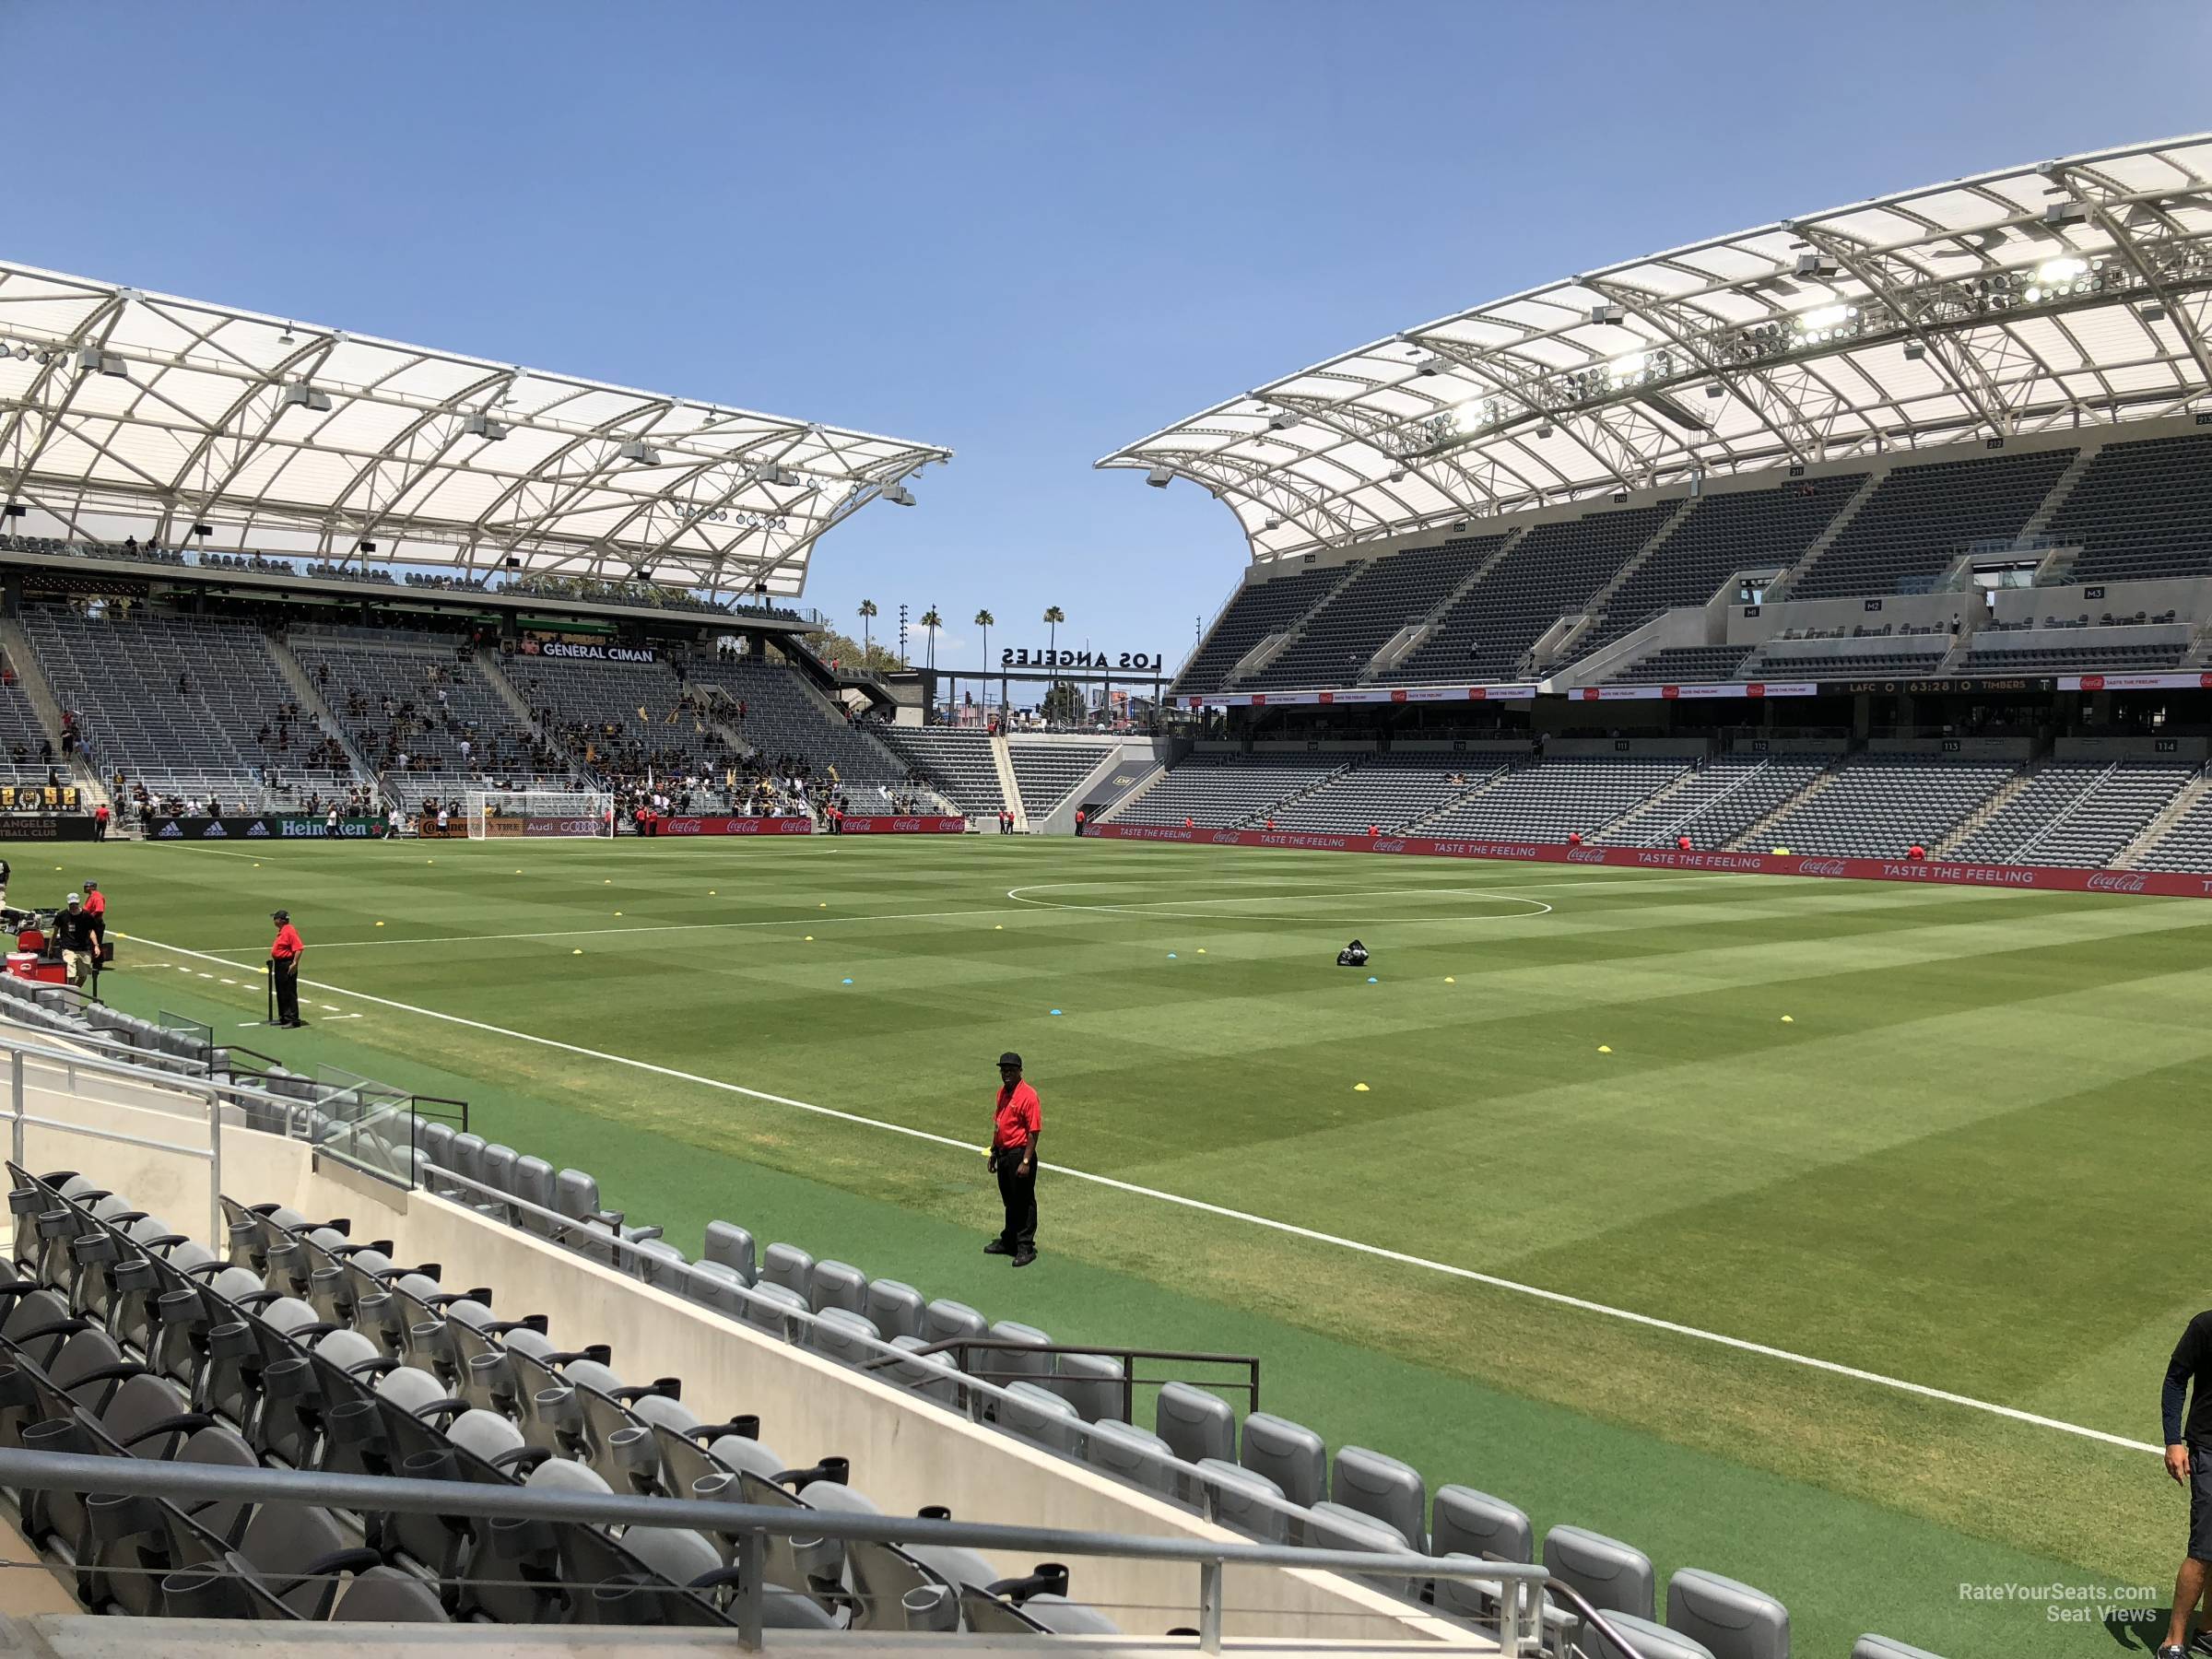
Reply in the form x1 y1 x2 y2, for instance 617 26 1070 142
736 1525 765 1651
205 1079 223 1246
1197 1559 1224 1653
10 1048 23 1170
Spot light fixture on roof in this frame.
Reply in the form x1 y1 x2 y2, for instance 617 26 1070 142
1265 409 1299 431
9 346 26 361
617 441 660 465
1790 302 1860 345
280 382 332 412
2137 299 2169 323
464 414 509 441
884 482 915 506
277 323 297 346
1387 466 1408 483
1145 465 1173 488
1793 253 1840 279
1263 516 1283 531
1412 354 1452 377
1536 423 1555 440
2041 200 2088 227
76 347 128 380
1903 340 1927 359
1587 303 1627 326
756 463 801 488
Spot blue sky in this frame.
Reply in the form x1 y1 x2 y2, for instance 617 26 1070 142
11 2 2209 671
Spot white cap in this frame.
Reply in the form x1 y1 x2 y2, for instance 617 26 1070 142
65 893 79 903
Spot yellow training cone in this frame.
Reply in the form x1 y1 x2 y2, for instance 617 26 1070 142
1597 1044 1613 1054
572 948 583 955
818 902 827 909
994 924 1003 930
374 921 385 927
804 935 814 942
1353 1083 1371 1092
1781 1015 1794 1023
1444 976 1455 983
1196 948 1206 955
709 889 717 896
614 912 622 916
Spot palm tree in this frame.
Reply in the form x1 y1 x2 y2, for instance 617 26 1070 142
857 599 877 662
1042 606 1066 714
973 608 994 668
919 607 943 672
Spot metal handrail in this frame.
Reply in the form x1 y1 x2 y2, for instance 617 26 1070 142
0 1447 1657 1657
883 1336 1261 1420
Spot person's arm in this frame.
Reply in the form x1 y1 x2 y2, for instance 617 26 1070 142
2165 1320 2203 1482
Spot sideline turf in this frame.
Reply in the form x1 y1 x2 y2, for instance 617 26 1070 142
30 833 2205 1656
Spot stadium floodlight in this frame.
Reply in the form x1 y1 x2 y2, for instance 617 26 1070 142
617 441 660 465
1451 399 1488 433
1793 253 1840 279
1265 409 1299 431
9 346 26 361
2042 200 2088 226
1145 465 1173 488
1412 354 1453 377
280 382 332 412
1606 351 1647 383
1587 303 1627 326
76 347 128 380
464 414 509 441
884 482 916 506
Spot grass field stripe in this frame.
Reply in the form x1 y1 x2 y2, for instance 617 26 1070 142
180 904 1063 954
127 924 2163 1460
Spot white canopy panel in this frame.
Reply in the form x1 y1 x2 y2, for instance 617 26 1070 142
1101 135 2212 562
0 262 950 596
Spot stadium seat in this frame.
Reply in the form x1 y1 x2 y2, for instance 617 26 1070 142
1665 1568 1790 1659
1238 1411 1327 1509
998 1381 1083 1454
1299 1502 1420 1599
807 1308 883 1368
760 1242 815 1300
983 1320 1053 1384
807 1259 868 1316
1155 1381 1236 1465
862 1278 925 1341
1432 1483 1533 1563
1047 1349 1125 1422
1194 1457 1289 1541
923 1299 987 1346
740 1280 809 1337
1583 1610 1719 1659
685 1260 751 1320
1329 1445 1426 1549
1543 1524 1657 1623
701 1220 757 1283
1082 1418 1180 1500
1850 1636 1948 1659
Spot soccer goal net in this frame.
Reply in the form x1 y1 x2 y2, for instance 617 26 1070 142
465 790 615 840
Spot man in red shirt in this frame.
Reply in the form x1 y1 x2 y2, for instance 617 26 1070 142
985 1051 1041 1267
269 909 307 1028
91 802 110 841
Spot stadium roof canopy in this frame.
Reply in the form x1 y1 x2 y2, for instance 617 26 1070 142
1101 135 2212 563
0 262 950 597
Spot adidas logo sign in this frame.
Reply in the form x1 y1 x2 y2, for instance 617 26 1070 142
245 822 270 837
202 823 228 838
157 822 181 839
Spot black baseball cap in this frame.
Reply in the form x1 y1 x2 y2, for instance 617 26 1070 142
998 1052 1023 1070
271 909 289 923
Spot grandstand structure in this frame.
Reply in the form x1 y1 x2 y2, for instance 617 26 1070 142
1083 136 2212 872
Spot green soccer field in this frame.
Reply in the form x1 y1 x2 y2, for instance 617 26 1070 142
30 831 2206 1655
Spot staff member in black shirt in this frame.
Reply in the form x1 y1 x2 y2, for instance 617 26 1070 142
0 857 10 912
2159 1311 2212 1659
52 894 98 992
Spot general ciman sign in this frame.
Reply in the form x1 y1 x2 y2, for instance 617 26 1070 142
1000 648 1163 671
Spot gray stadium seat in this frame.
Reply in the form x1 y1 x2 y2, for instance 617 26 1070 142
984 1320 1053 1384
863 1278 925 1342
1330 1445 1426 1549
1195 1456 1288 1541
761 1242 814 1300
1585 1610 1717 1659
888 1335 963 1406
1238 1411 1326 1509
808 1308 882 1368
1082 1418 1180 1500
1300 1501 1419 1598
1048 1350 1125 1422
999 1381 1082 1454
702 1220 757 1283
1665 1569 1790 1659
478 1143 519 1195
1543 1524 1656 1623
808 1259 868 1316
1433 1483 1533 1562
449 1131 486 1186
924 1299 987 1346
630 1236 688 1289
511 1155 555 1226
1156 1382 1235 1465
685 1260 750 1320
741 1280 809 1338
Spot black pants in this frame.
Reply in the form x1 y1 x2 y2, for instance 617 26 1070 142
272 959 301 1025
994 1155 1037 1253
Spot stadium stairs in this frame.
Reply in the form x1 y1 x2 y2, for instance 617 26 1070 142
1400 765 1524 833
0 615 109 816
1723 764 1840 852
265 631 382 802
2113 765 2212 868
988 734 1024 830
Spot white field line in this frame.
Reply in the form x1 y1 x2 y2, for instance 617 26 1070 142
127 925 2157 1458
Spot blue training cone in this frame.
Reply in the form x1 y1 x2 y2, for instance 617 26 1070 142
1050 1008 1063 1016
1367 976 1379 983
841 978 853 985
